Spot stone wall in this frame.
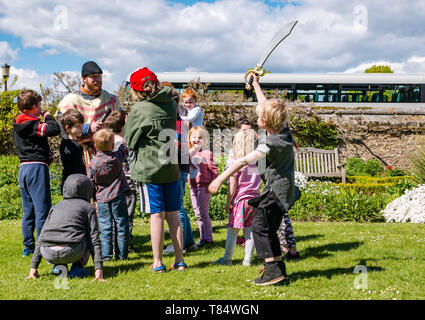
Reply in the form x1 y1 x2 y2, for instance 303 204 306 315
317 107 425 170
203 103 425 170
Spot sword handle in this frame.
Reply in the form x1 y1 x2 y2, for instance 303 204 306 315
244 68 264 90
246 74 254 90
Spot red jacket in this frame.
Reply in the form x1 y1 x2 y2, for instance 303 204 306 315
188 150 218 188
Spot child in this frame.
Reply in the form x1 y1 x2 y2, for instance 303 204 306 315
12 89 61 257
161 82 198 254
87 129 130 261
104 110 137 251
124 67 186 272
278 217 300 260
59 109 86 194
26 174 105 282
180 88 204 127
224 119 256 171
213 129 260 266
209 73 301 286
188 126 218 247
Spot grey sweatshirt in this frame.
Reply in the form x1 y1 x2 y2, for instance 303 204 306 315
30 174 103 270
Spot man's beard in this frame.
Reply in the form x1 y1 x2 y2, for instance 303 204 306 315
84 82 102 96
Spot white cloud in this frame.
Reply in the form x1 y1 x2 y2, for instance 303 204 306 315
7 66 51 92
0 0 425 90
0 41 18 64
344 56 425 74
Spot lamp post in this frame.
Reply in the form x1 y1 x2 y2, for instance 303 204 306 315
2 63 10 92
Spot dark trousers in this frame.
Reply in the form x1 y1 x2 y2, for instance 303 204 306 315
250 191 285 260
19 163 51 250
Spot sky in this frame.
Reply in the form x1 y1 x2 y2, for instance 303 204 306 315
1 0 425 92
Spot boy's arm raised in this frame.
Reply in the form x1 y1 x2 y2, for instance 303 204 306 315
41 111 61 137
208 150 266 194
250 73 267 103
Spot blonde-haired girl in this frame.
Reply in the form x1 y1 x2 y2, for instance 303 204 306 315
212 129 261 266
188 126 218 247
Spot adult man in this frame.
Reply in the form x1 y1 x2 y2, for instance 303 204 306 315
57 61 121 167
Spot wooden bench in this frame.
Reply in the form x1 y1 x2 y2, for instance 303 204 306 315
294 147 346 183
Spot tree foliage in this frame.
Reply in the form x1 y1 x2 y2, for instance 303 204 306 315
364 65 394 73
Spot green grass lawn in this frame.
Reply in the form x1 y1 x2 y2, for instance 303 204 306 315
0 219 424 300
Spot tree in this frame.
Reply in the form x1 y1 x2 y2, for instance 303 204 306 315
364 65 394 73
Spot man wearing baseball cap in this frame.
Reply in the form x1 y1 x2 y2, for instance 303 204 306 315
56 61 122 167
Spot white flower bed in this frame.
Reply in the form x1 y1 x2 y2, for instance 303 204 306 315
382 185 425 223
295 171 308 189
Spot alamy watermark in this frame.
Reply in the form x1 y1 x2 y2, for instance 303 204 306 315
157 128 267 177
53 5 68 31
353 265 368 290
53 265 69 290
353 4 368 30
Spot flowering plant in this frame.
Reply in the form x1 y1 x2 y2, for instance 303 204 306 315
382 185 425 223
294 171 308 189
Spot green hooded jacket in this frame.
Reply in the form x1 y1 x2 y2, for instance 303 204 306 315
124 86 180 184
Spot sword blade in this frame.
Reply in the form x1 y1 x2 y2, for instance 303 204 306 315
256 20 298 69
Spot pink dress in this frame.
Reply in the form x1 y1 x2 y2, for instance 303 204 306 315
228 163 261 229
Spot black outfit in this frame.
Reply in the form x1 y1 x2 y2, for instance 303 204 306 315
250 191 285 259
13 113 60 164
249 127 301 260
59 138 86 193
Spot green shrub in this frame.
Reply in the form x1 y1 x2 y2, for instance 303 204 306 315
346 175 413 184
0 155 63 220
289 114 340 150
363 158 382 176
346 157 365 176
346 157 383 177
289 182 392 222
384 167 408 177
0 90 20 155
0 184 23 220
408 138 425 184
0 155 20 186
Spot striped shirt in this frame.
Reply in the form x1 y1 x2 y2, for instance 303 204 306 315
87 144 129 203
57 90 121 144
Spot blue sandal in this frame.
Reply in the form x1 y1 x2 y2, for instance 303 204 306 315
170 262 187 271
150 264 166 273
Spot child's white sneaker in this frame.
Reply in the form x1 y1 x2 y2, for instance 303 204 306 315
242 260 251 266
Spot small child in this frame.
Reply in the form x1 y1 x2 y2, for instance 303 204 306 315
161 82 198 254
180 88 204 127
209 73 301 286
188 126 218 247
12 89 61 257
59 109 86 194
278 217 300 260
26 174 104 282
103 110 137 251
87 129 130 261
213 129 260 266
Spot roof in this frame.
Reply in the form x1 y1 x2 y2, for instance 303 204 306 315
156 72 425 85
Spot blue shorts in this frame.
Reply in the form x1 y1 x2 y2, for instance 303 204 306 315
138 180 181 214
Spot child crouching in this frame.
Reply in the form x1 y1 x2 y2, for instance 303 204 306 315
26 174 104 282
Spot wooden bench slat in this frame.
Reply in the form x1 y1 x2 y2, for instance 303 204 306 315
294 147 345 183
